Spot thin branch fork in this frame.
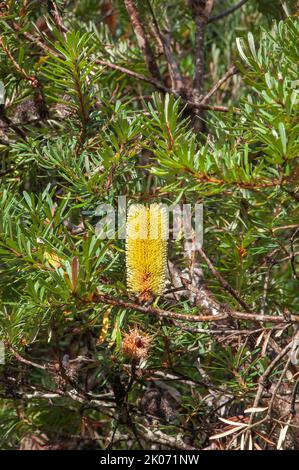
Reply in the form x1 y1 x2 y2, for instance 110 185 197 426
95 58 167 93
200 64 238 105
96 58 236 112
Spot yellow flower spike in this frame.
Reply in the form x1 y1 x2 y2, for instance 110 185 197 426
97 307 112 344
126 204 168 301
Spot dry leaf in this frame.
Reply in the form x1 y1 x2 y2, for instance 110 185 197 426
244 406 268 414
277 424 289 450
44 251 61 269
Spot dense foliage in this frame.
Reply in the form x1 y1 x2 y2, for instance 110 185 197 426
0 0 298 450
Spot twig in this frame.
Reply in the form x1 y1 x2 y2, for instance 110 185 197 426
197 245 250 311
208 0 249 24
290 378 299 416
193 170 281 188
137 423 197 450
47 0 68 35
267 356 292 418
124 0 162 81
190 1 214 95
0 37 48 119
261 258 276 315
168 260 225 316
7 344 47 370
172 323 285 335
95 59 167 92
12 21 54 55
0 37 39 88
98 58 235 111
200 65 238 105
94 291 227 322
146 0 185 94
93 291 299 324
290 227 299 281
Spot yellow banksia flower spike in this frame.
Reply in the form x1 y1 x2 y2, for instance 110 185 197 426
126 204 167 301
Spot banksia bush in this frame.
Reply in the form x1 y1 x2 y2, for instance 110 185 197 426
126 204 168 301
0 0 298 453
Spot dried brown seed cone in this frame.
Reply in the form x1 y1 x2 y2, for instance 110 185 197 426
122 327 152 361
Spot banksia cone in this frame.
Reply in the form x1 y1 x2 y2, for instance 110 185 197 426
126 204 167 301
122 327 151 361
